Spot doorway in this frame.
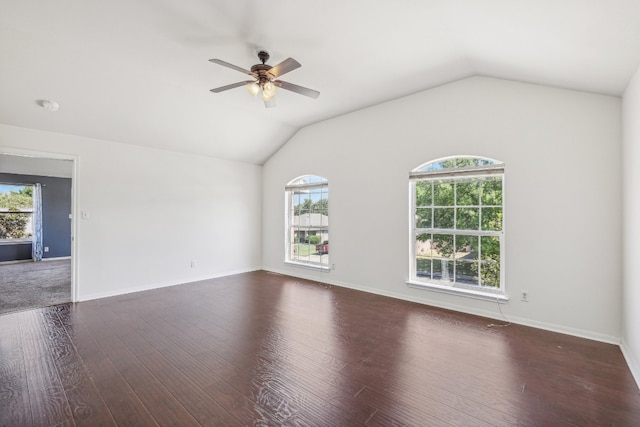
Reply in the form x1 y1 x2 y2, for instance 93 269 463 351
0 153 75 315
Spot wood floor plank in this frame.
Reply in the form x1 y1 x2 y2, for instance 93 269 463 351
1 271 640 426
202 378 283 427
39 308 116 427
78 346 159 426
129 316 363 426
55 305 160 427
18 310 75 427
358 384 496 427
94 333 202 426
113 324 241 427
365 409 409 427
147 314 379 423
0 313 33 427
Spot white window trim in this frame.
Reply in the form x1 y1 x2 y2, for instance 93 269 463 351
0 239 31 245
408 158 506 300
284 176 329 269
284 260 331 271
406 280 509 302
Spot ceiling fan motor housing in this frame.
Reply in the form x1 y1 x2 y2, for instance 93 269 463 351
252 51 274 84
251 63 274 84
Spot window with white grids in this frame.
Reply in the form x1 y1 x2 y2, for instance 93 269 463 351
285 175 329 269
0 184 34 242
409 156 506 299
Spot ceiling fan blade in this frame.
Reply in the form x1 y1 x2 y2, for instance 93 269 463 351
268 58 301 78
264 99 276 108
210 81 255 93
209 59 256 77
274 80 320 99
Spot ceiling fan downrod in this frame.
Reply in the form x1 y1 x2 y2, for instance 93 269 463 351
257 50 270 64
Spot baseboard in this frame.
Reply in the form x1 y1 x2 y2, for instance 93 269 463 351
0 259 32 265
0 256 71 265
496 313 620 345
42 256 71 262
620 339 640 391
78 266 262 302
262 267 621 345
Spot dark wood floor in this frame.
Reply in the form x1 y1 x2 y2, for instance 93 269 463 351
1 271 639 426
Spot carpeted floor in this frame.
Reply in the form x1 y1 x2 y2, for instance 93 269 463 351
0 259 71 315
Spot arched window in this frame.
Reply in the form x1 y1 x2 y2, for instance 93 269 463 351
409 156 505 299
285 175 329 268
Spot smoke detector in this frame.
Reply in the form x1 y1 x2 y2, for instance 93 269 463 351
41 100 59 112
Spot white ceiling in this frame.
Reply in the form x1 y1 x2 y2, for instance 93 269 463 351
2 0 640 165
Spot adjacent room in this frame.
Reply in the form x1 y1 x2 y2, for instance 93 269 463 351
1 1 640 425
0 154 73 315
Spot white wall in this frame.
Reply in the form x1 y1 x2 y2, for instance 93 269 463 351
263 76 622 343
0 124 262 300
0 154 72 178
623 67 640 385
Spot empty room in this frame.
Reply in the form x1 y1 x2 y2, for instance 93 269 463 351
1 1 640 426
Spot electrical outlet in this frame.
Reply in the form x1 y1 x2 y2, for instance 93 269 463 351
190 260 196 268
44 246 49 252
521 291 528 302
331 263 336 270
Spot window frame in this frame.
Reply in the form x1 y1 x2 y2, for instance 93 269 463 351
0 183 34 244
284 175 329 270
407 156 507 301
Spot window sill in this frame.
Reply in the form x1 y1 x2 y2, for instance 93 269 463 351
0 239 32 246
284 260 331 272
406 280 509 303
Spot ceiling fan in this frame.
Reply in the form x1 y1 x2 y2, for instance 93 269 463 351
209 50 320 108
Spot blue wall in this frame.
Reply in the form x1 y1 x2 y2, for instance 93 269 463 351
0 173 71 262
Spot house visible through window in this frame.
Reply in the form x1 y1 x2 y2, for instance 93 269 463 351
285 175 329 268
409 156 505 299
0 184 34 242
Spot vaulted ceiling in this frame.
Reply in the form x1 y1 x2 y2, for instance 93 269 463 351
2 0 640 164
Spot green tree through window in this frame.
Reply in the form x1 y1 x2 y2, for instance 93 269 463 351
0 185 34 239
285 175 329 268
411 157 504 296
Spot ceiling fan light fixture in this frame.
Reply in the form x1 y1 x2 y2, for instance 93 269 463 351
247 82 260 96
262 81 276 100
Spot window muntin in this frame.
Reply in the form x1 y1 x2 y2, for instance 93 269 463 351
286 175 329 268
416 156 498 172
410 157 504 297
0 184 34 242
